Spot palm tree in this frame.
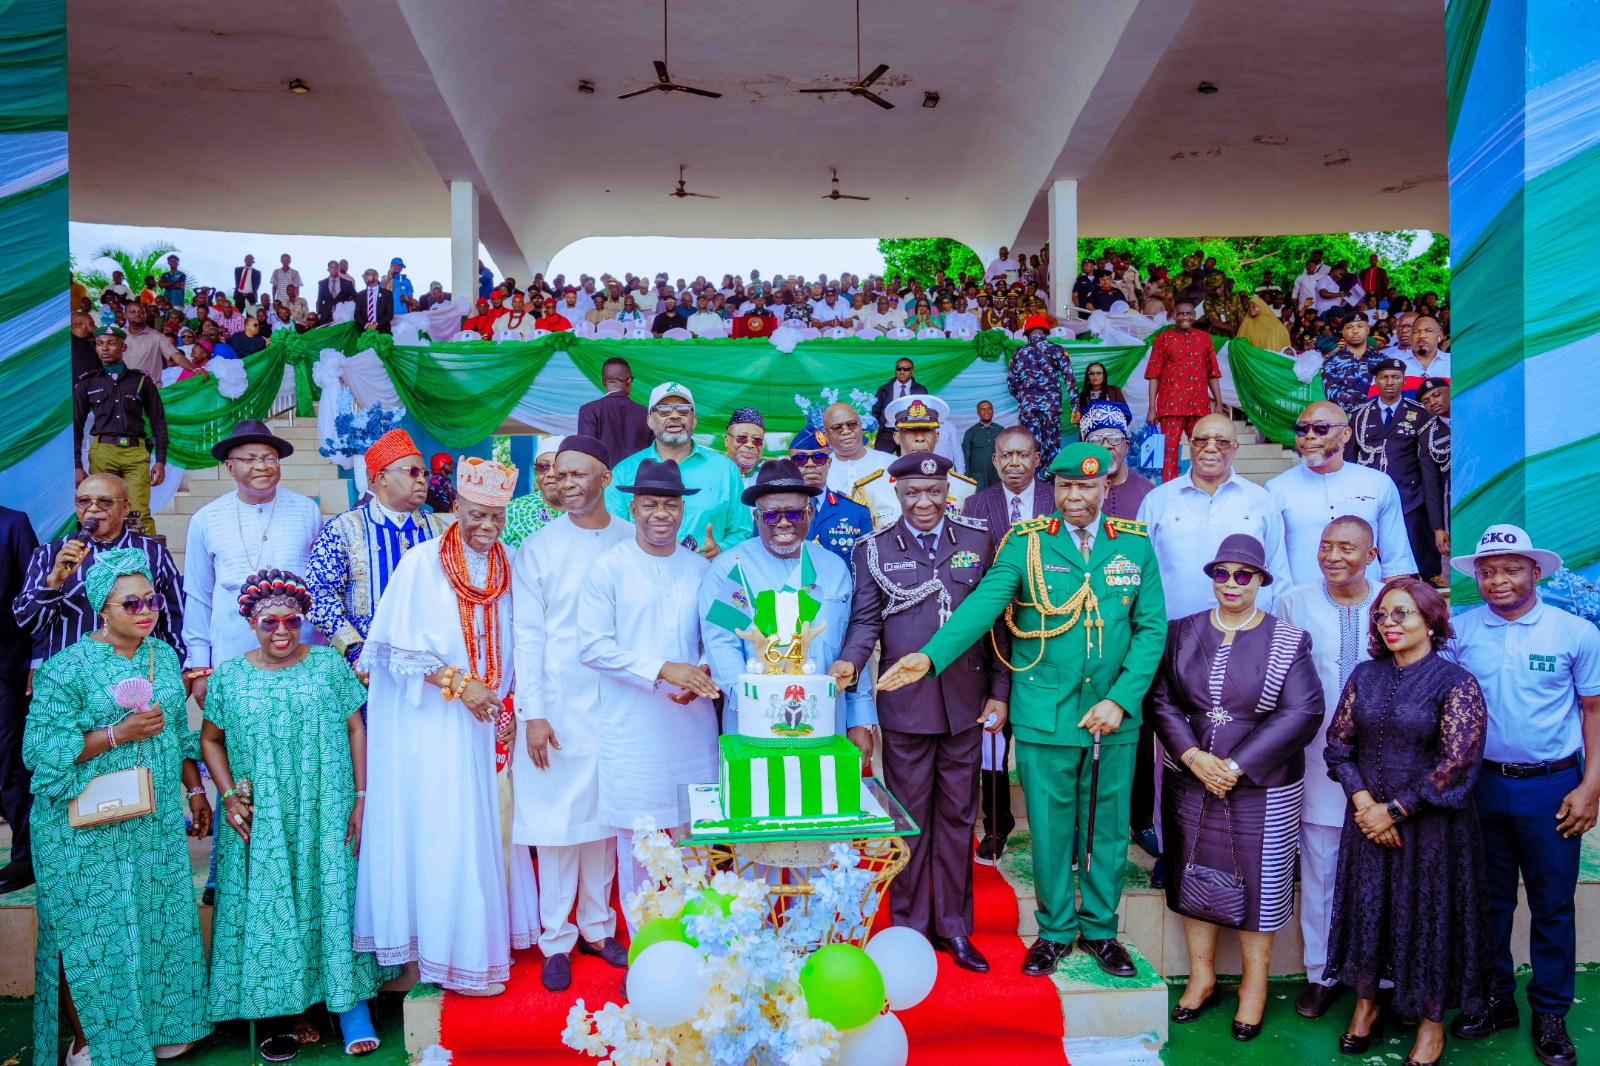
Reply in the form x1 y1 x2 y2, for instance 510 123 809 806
77 241 182 300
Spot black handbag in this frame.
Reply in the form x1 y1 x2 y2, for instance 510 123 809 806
1176 790 1247 927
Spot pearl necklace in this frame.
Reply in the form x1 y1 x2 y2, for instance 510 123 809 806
1212 607 1259 633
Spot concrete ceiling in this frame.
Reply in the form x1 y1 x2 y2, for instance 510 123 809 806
67 0 1447 272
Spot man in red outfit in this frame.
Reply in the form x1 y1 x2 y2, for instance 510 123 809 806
1143 301 1222 481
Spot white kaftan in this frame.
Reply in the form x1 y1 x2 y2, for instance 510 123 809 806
353 539 517 989
1266 461 1416 588
577 540 718 829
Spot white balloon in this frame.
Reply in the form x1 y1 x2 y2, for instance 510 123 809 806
864 927 937 1011
837 1012 908 1066
625 941 706 1029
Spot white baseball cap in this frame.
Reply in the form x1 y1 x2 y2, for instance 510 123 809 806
648 381 695 408
1450 523 1562 578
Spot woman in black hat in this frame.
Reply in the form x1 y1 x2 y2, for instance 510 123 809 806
1150 533 1326 1040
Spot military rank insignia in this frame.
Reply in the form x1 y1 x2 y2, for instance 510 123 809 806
1103 554 1142 586
950 550 982 569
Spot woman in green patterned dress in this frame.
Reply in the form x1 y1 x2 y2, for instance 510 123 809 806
25 548 213 1066
200 568 387 1059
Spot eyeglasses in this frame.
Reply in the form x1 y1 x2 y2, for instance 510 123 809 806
789 451 830 467
758 509 807 525
728 433 765 447
1210 567 1260 585
383 464 425 480
229 454 280 467
117 593 166 614
75 495 126 511
1190 436 1236 450
1292 421 1347 437
1373 608 1418 625
533 461 554 475
825 418 861 432
1085 432 1126 447
652 403 693 416
255 614 304 633
895 366 913 373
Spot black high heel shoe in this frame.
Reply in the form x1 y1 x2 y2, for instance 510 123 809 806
1171 986 1222 1023
1340 1018 1385 1055
1402 1032 1446 1066
1232 1018 1263 1041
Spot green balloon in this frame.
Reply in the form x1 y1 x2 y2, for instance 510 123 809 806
798 944 886 1030
627 916 692 966
680 888 734 919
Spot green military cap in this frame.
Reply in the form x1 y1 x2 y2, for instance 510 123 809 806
93 325 128 339
1049 440 1113 479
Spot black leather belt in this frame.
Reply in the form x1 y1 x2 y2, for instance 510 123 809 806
1482 753 1580 779
96 434 143 448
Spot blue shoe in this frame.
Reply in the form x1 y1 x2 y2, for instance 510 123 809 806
1150 858 1165 889
1134 826 1160 858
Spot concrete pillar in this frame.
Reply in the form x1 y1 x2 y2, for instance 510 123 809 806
449 180 479 306
1446 1 1600 599
1047 179 1078 319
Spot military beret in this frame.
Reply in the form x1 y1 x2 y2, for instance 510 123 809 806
1373 357 1407 374
1049 441 1113 479
788 429 830 454
887 451 951 480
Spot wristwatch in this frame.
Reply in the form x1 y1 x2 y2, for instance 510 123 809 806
1386 799 1407 823
1225 759 1241 776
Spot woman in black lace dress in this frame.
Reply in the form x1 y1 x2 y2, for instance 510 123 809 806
1324 576 1489 1066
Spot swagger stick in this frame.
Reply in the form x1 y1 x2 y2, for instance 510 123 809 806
237 778 256 1066
1085 736 1101 872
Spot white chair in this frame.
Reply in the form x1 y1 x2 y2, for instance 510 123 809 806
529 328 552 339
594 319 625 338
493 329 527 343
856 327 882 339
1109 299 1130 314
450 329 483 342
917 327 946 340
948 325 977 340
823 326 852 340
663 327 692 340
624 326 651 339
886 326 914 340
1048 325 1074 339
1010 330 1027 340
571 320 597 337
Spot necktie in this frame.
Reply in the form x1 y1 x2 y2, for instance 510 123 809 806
368 288 378 321
918 532 936 556
1009 494 1022 523
1077 527 1092 561
1382 406 1393 428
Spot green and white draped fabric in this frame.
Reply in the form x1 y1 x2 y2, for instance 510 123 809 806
1446 0 1600 604
0 0 71 539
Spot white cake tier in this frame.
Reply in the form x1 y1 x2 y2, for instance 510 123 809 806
735 673 838 739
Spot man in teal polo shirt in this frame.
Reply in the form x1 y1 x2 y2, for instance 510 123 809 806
605 381 751 561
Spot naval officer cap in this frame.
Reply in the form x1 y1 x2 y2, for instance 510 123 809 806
1049 441 1113 479
887 450 952 480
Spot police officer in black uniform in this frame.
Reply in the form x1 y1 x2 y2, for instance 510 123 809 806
1345 356 1434 578
73 325 168 536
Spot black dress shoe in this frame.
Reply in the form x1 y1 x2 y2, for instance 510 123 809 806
1232 1019 1263 1042
1339 1018 1384 1055
0 859 35 894
201 886 215 906
1532 1012 1578 1066
1402 1032 1447 1066
1076 936 1137 978
541 952 572 992
1449 995 1519 1040
933 935 990 973
974 835 1007 866
1149 858 1165 890
576 936 629 968
1171 985 1221 1024
1021 937 1071 977
1296 980 1344 1019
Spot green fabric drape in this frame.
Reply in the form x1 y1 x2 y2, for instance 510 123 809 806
1223 337 1324 447
1444 0 1490 144
0 0 66 133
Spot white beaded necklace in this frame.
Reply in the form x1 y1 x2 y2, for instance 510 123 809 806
1212 607 1259 633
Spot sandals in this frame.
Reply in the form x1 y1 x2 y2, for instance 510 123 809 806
258 1034 301 1063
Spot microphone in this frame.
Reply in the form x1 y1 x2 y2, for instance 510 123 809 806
73 514 100 546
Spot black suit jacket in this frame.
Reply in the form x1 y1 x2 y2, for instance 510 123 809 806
871 378 929 452
317 276 355 322
1345 397 1428 514
1418 415 1451 533
232 266 260 300
352 285 394 334
576 390 652 467
0 507 39 677
841 516 1009 735
961 482 1056 555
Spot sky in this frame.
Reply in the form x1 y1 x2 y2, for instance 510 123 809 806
69 224 888 293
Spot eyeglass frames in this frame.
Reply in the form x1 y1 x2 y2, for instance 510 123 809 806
117 593 166 614
1210 567 1260 586
757 509 808 525
1372 608 1418 625
255 614 305 633
75 495 126 511
1292 421 1347 437
789 452 830 467
728 433 765 446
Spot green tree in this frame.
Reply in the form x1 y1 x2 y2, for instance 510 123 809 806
876 237 982 284
1386 231 1450 298
74 241 181 300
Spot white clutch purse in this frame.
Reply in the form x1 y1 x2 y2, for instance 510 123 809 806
70 645 158 830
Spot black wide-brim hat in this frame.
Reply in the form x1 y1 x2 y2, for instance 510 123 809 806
617 457 701 497
210 418 294 463
741 458 822 505
1202 533 1274 586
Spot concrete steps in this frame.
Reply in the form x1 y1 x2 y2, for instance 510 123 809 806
1174 417 1298 486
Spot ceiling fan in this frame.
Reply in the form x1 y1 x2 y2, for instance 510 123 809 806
821 167 870 201
668 165 720 199
618 0 723 100
799 0 894 109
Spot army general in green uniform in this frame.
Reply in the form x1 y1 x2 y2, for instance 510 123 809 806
879 441 1166 978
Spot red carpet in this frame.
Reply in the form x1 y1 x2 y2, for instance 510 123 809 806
441 856 1066 1065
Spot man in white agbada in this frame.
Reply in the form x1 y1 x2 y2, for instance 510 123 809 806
355 456 521 995
1266 400 1415 587
1274 515 1379 1022
511 435 633 993
578 457 722 916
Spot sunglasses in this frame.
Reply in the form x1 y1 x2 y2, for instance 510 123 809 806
652 403 693 416
1210 567 1260 586
384 464 425 480
117 593 167 614
1373 608 1418 625
75 495 125 511
789 451 830 467
729 433 765 446
1293 421 1346 437
255 614 305 633
826 418 861 432
758 509 807 525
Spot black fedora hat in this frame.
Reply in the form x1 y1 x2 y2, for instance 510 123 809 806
1202 533 1274 586
740 458 821 505
616 458 700 497
211 418 294 463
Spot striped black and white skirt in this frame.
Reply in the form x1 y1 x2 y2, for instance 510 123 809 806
1161 768 1303 933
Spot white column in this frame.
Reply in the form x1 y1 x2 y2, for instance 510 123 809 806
449 180 479 306
1047 179 1078 320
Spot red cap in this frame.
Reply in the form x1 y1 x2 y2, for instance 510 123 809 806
1022 315 1052 334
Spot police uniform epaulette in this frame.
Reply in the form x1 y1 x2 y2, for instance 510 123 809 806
864 522 896 540
1105 516 1148 537
853 469 885 490
948 512 986 530
950 470 976 485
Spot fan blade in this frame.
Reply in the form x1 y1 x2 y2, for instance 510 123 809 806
618 86 659 100
672 84 723 98
840 194 871 200
859 89 894 109
860 63 889 88
686 192 721 199
655 60 671 83
799 86 846 93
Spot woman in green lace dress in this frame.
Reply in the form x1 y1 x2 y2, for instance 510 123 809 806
200 568 388 1059
25 548 213 1066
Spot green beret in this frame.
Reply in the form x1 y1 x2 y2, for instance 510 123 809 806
93 325 128 339
1049 441 1113 479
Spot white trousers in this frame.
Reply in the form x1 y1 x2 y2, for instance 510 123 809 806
1298 822 1342 985
536 840 617 955
613 829 652 933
